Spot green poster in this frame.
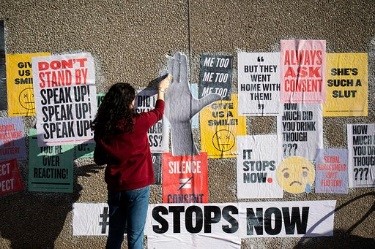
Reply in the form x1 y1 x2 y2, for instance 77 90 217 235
28 129 74 193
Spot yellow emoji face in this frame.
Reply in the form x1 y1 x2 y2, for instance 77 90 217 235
276 156 315 194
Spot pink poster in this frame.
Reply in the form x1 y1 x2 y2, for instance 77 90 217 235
280 40 326 103
0 159 24 196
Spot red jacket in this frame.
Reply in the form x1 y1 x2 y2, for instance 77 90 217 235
94 99 165 191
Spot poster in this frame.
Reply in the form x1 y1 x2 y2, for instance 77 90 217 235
0 117 26 161
198 54 233 100
6 52 50 116
0 20 6 110
323 53 368 117
278 103 323 161
32 53 97 146
0 159 24 196
136 89 169 153
238 52 280 116
200 94 246 158
28 128 74 193
236 135 283 198
315 148 348 194
347 124 375 188
162 152 209 203
72 200 336 241
280 40 326 103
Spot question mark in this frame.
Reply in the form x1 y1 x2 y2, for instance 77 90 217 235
283 144 287 156
359 168 364 180
354 168 358 180
288 144 293 155
363 168 369 180
293 144 298 155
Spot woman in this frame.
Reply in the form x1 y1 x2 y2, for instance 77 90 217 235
92 74 171 249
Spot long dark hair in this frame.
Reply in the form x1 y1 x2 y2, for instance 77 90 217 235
91 83 136 140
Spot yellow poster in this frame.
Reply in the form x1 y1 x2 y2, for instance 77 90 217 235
200 94 246 158
323 53 368 117
6 52 50 116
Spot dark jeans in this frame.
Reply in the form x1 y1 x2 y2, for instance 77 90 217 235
106 186 150 249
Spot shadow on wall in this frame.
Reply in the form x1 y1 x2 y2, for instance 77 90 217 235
0 135 103 249
294 192 375 249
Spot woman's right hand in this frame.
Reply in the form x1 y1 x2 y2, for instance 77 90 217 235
158 74 172 91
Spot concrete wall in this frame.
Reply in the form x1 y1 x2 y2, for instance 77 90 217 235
0 0 374 248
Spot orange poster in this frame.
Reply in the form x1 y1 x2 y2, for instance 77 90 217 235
162 152 208 203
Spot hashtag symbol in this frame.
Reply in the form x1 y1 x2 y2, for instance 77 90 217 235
99 207 110 234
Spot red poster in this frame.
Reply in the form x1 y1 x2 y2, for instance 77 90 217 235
280 40 326 103
0 159 24 196
162 152 208 203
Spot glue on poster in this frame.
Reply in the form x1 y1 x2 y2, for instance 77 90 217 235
280 40 326 103
315 148 348 194
237 135 282 199
6 52 50 116
28 128 74 193
278 103 323 161
323 53 368 117
162 152 208 203
32 53 97 146
0 159 24 196
347 124 375 188
0 117 26 161
136 89 168 153
200 94 246 158
198 54 233 100
238 52 280 116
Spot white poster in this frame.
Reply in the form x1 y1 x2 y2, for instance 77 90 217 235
347 123 375 188
32 53 97 146
238 52 280 116
73 201 336 241
238 200 336 238
136 89 169 153
236 135 283 198
278 103 323 161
